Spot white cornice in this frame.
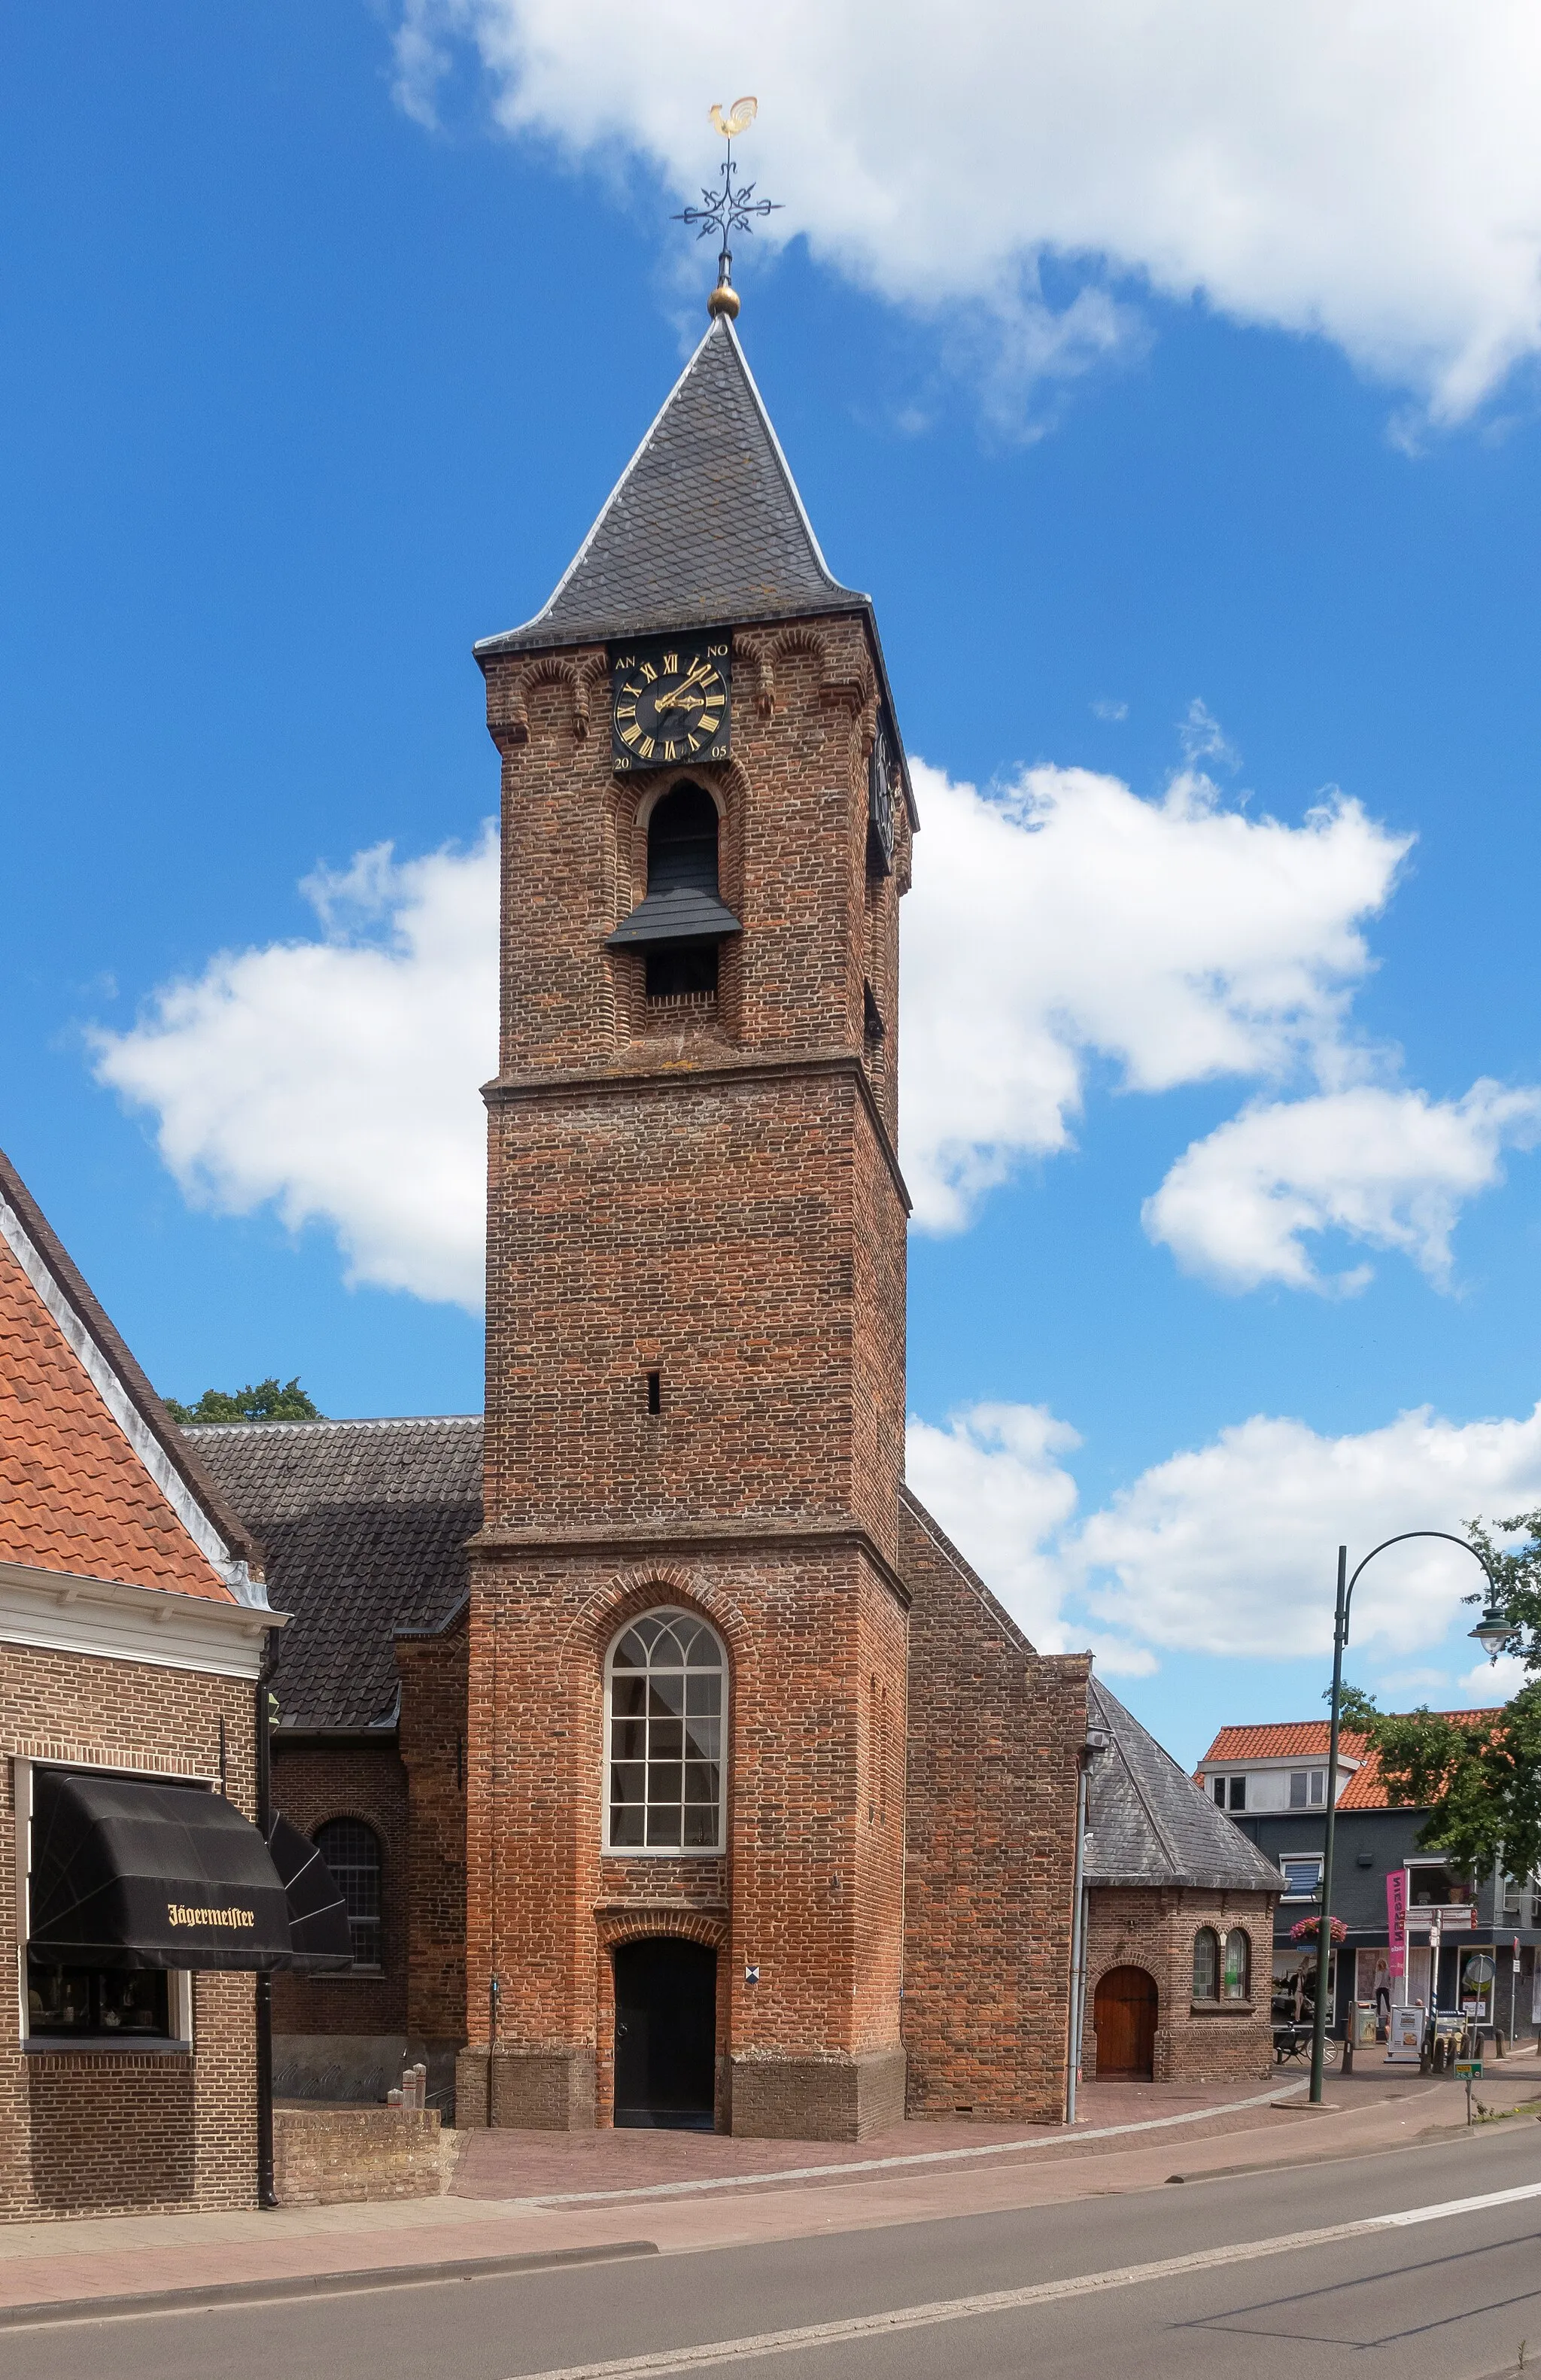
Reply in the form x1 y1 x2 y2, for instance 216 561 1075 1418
0 1190 266 1608
0 1563 284 1682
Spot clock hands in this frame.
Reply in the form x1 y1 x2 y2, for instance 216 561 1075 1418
655 658 715 713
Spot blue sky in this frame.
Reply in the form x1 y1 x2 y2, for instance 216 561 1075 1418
7 4 1541 1761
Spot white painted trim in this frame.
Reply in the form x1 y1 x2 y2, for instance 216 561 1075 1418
0 1189 265 1607
0 1562 281 1680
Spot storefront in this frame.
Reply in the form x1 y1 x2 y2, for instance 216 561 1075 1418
0 1148 348 2216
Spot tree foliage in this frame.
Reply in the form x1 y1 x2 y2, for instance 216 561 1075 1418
163 1376 321 1426
1339 1511 1541 1883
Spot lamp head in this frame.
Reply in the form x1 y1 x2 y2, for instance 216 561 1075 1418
1469 1606 1515 1658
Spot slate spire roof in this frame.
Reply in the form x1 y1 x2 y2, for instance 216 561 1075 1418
1086 1676 1285 1895
475 315 867 658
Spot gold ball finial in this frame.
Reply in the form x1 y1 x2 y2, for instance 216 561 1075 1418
707 275 740 321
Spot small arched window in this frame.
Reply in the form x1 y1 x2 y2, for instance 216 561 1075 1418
1193 1926 1219 2000
606 1609 725 1853
313 1818 383 1971
1223 1927 1251 2001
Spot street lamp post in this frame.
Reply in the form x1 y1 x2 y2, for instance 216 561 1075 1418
1309 1531 1503 2105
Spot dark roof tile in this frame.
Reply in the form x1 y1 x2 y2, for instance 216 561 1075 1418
1087 1676 1285 1894
186 1417 482 1732
475 317 864 657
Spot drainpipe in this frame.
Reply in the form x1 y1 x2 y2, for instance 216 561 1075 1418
1066 1727 1109 2126
255 1657 278 2209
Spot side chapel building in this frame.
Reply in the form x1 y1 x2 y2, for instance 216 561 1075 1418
193 307 1281 2138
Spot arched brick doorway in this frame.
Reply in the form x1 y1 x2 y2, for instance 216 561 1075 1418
1094 1965 1157 2078
612 1938 717 2129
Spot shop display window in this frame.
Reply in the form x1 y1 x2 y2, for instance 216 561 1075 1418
25 1959 176 2044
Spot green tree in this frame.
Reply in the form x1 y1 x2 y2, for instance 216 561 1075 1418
163 1376 322 1426
1339 1510 1541 1883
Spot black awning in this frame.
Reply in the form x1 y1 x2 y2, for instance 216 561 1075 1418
28 1770 293 1973
267 1813 353 1972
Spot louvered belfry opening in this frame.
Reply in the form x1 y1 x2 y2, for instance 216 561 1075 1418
643 783 722 1002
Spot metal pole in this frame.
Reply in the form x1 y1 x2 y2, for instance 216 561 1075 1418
1309 1546 1348 2105
1065 1752 1090 2126
255 1662 277 2209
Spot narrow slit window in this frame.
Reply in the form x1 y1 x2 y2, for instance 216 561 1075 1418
646 1370 661 1416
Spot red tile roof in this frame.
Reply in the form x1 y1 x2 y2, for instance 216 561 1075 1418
0 1152 263 1603
1197 1714 1505 1810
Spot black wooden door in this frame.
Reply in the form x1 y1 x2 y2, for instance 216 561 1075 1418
612 1938 717 2129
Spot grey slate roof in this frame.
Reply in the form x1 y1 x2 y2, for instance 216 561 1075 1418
476 316 864 659
184 1417 482 1734
1086 1676 1285 1895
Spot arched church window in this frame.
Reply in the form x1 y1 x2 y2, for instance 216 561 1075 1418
314 1817 383 1971
606 1609 725 1852
1193 1926 1219 2000
1222 1927 1251 2001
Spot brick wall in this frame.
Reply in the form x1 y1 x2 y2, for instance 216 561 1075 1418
270 1743 409 2035
1084 1887 1275 2084
396 1608 469 2046
470 607 913 2143
0 1643 261 2217
273 2104 453 2205
899 1495 1089 2123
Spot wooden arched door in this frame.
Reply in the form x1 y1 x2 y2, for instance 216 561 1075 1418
1094 1965 1158 2078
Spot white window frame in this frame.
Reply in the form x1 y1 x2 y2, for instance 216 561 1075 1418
14 1755 199 2054
603 1608 727 1857
1279 1853 1325 1901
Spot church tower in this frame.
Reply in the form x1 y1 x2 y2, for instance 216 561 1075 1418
462 310 916 2140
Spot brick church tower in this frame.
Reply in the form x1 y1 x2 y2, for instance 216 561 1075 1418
460 309 918 2140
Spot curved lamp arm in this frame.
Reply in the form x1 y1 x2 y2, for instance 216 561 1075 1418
1341 1530 1498 1648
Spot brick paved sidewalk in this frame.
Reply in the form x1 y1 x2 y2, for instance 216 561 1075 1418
0 2053 1533 2323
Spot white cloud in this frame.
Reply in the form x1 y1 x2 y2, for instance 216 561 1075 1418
1454 1652 1530 1708
93 832 499 1311
394 0 1541 424
1091 698 1128 723
1144 1082 1541 1293
900 757 1408 1230
908 1395 1541 1680
1179 698 1239 774
1077 1405 1541 1661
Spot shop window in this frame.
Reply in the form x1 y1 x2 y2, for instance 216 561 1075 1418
25 1961 175 2044
1223 1929 1251 2001
313 1819 383 1970
606 1608 725 1853
1193 1927 1219 1999
1407 1862 1466 1907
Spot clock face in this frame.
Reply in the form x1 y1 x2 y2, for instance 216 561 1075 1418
610 636 731 771
867 707 898 877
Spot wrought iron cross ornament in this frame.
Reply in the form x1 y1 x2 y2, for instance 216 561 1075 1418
676 96 780 318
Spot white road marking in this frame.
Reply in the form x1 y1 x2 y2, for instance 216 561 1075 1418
521 2082 1311 2207
506 2178 1541 2380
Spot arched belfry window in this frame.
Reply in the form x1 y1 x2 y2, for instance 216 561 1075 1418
606 781 741 1004
605 1609 725 1852
649 783 719 899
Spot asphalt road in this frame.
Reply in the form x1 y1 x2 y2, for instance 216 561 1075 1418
8 2118 1541 2380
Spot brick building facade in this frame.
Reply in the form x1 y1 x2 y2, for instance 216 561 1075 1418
191 309 1279 2144
0 1150 286 2217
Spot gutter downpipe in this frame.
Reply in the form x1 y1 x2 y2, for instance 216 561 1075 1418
255 1655 278 2208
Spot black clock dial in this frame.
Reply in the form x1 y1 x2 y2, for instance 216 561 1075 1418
611 635 731 770
867 707 898 877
